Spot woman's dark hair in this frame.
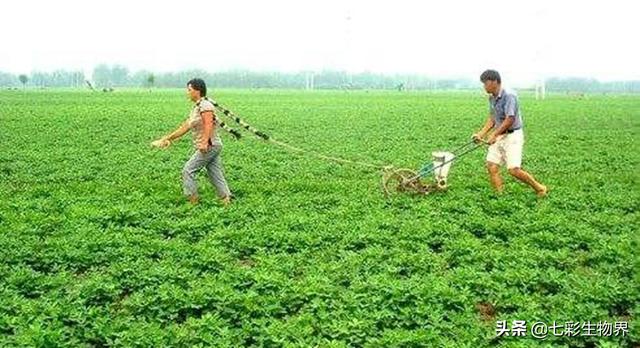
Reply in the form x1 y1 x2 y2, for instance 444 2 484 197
187 78 207 97
480 70 501 84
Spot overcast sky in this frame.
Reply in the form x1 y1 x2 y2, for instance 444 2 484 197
1 0 638 85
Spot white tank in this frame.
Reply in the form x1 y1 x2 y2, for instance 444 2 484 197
431 151 455 188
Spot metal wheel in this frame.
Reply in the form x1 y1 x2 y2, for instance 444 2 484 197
382 168 426 197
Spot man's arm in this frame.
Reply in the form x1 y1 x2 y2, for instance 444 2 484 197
199 111 215 152
473 114 495 142
487 116 515 144
477 114 495 137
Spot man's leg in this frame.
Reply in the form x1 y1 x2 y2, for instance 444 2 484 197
508 167 547 196
205 146 232 204
504 130 547 197
182 151 207 204
486 161 503 193
485 141 504 193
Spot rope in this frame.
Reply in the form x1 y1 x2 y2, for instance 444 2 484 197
212 102 390 171
216 120 242 139
268 139 387 170
212 102 270 140
196 97 242 139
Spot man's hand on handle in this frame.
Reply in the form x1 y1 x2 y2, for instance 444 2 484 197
474 115 495 145
472 133 485 144
472 133 494 145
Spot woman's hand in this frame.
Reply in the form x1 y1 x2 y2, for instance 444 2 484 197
151 138 171 149
197 142 210 153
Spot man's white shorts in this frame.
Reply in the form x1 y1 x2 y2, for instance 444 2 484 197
486 129 524 169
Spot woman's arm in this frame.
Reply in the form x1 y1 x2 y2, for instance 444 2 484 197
164 120 190 142
198 111 215 152
152 120 189 148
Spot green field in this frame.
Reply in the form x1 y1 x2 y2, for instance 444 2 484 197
0 89 638 347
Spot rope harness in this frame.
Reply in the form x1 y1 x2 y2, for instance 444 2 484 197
195 97 243 140
207 99 390 171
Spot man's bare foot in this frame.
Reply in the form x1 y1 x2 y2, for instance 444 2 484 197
536 185 548 198
188 195 199 204
221 196 231 206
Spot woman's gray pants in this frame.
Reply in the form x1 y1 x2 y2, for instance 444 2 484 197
182 146 231 198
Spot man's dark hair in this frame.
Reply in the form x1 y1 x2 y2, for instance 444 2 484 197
187 78 207 97
480 70 501 84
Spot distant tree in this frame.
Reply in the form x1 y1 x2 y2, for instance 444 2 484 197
111 65 129 86
147 74 155 88
18 74 28 88
31 71 48 88
0 72 19 87
93 64 111 88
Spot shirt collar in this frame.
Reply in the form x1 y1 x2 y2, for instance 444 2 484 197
490 88 504 103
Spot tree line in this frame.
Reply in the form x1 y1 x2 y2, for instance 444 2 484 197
2 65 639 93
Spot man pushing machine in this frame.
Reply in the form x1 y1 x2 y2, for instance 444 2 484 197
472 69 548 197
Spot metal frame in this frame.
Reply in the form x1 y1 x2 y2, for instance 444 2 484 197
383 140 487 197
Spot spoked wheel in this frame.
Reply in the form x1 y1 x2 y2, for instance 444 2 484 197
382 168 430 197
